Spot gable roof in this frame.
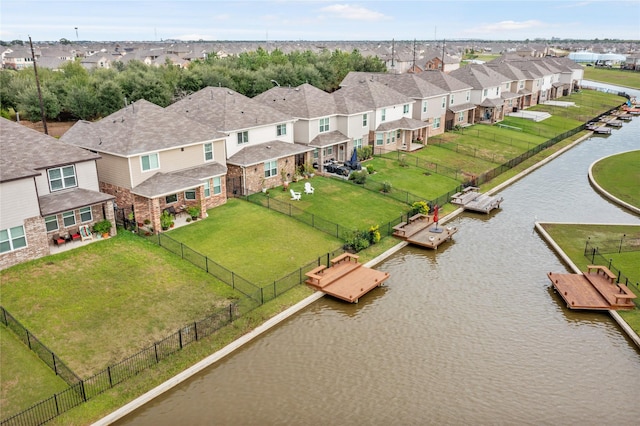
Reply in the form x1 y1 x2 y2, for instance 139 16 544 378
253 84 337 119
417 70 472 93
341 72 447 99
167 86 293 132
449 64 509 89
61 99 224 156
335 76 412 110
0 118 100 183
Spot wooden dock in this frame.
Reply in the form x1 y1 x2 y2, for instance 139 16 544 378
392 213 458 249
450 186 503 214
586 122 612 134
547 265 636 311
305 253 390 303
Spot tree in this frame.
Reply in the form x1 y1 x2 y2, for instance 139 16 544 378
96 80 124 117
65 85 98 120
17 86 61 121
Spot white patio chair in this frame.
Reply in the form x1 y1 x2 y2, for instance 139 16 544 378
290 189 302 201
304 181 314 194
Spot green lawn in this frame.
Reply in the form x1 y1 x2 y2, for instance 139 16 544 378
583 66 640 90
166 198 343 286
591 150 640 208
251 176 411 230
0 232 238 377
540 223 640 333
1 326 70 419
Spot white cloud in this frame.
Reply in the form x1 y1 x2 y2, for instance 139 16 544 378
319 4 391 22
466 19 546 35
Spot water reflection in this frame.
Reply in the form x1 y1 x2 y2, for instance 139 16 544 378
116 86 640 425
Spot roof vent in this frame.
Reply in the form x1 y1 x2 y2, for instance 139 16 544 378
266 146 271 149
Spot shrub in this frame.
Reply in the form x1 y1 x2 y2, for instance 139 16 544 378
411 201 430 215
368 225 381 244
381 181 392 193
398 155 408 167
348 169 368 184
343 229 370 252
357 145 373 161
365 163 375 174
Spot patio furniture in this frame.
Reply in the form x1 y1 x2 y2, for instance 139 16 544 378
79 224 93 241
290 189 301 201
304 182 314 194
53 234 66 245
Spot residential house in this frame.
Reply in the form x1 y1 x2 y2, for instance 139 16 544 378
167 87 312 195
2 48 37 69
61 99 228 233
449 64 510 124
484 61 529 112
336 76 429 153
253 83 372 172
80 53 111 69
0 118 116 270
418 71 475 130
423 48 461 73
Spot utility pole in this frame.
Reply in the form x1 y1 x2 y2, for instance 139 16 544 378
29 36 48 135
441 39 446 71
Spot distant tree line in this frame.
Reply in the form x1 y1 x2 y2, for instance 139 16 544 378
0 47 386 122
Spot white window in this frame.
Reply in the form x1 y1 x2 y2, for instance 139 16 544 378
483 89 488 96
204 143 213 161
381 109 386 122
375 132 384 146
505 83 510 90
141 153 159 172
323 146 333 156
184 189 196 200
79 207 92 222
422 100 427 113
362 113 368 127
237 131 249 145
450 95 454 105
519 81 524 89
204 180 211 197
45 215 58 232
277 124 287 136
433 117 441 129
403 104 409 114
353 138 363 149
313 149 319 160
62 211 76 227
458 112 465 122
166 194 178 204
264 160 277 178
466 91 470 101
0 226 27 253
213 176 221 195
496 88 500 96
441 97 446 108
319 117 330 133
48 165 77 191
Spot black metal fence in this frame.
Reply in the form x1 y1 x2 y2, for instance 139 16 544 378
1 301 239 426
583 240 640 306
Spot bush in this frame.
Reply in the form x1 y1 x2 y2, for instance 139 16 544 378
381 181 392 193
348 169 368 184
365 163 375 174
411 201 430 215
343 229 370 252
357 145 373 161
398 155 408 167
368 225 381 244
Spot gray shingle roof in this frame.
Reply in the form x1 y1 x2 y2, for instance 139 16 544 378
61 99 224 156
376 117 428 132
167 86 293 132
309 130 350 147
341 72 447 99
39 187 115 216
333 77 412 110
0 117 100 183
131 162 226 198
415 70 472 93
253 84 337 119
226 141 314 167
449 64 509 89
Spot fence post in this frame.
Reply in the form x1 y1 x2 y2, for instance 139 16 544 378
205 257 209 273
608 258 612 269
229 303 233 321
52 353 57 375
80 380 87 402
54 393 60 416
1 306 6 325
26 329 31 349
108 366 113 388
178 329 183 349
181 243 184 259
619 234 625 253
591 248 595 263
154 343 159 363
194 322 198 341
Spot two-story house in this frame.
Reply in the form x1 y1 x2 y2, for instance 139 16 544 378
61 99 228 233
336 76 429 153
484 61 528 113
253 83 372 172
418 70 475 130
450 64 510 124
167 87 313 195
0 118 116 270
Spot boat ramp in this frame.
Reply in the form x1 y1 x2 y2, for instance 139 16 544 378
450 186 503 214
305 253 390 303
547 265 636 311
392 213 458 249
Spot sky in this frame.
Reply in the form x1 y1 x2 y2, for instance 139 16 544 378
1 0 639 42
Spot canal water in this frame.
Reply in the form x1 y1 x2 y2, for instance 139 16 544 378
116 85 640 425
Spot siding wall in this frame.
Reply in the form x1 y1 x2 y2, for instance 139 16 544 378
0 179 40 229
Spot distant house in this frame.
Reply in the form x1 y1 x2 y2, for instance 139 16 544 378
450 64 509 124
419 71 475 130
61 100 228 233
167 87 312 195
336 75 429 153
2 48 37 69
254 83 372 172
0 118 116 270
80 54 111 69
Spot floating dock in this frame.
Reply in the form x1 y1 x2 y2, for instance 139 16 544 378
392 213 458 249
450 186 503 214
547 265 636 311
586 122 612 134
305 253 390 303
